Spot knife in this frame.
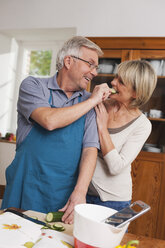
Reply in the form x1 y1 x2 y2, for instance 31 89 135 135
4 208 47 226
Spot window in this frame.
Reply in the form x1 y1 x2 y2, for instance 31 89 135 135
27 50 53 76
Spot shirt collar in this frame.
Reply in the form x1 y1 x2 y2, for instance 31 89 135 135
48 72 84 97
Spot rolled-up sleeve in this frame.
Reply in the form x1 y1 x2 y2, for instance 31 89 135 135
83 108 100 149
17 76 50 123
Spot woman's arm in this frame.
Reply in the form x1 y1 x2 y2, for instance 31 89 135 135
95 102 115 156
104 123 151 175
95 103 151 175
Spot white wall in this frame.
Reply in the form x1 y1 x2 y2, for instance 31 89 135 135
0 34 19 136
0 28 76 135
0 0 165 36
0 142 16 206
0 142 16 185
0 0 165 135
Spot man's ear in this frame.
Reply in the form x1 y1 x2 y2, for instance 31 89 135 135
64 56 72 69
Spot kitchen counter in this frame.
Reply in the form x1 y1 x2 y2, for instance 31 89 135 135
121 233 165 248
20 210 165 247
0 138 16 144
1 209 165 247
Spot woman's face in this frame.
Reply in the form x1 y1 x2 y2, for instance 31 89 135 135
110 75 136 106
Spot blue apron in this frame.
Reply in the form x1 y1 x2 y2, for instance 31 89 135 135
2 90 85 213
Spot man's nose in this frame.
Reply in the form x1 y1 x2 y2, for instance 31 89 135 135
90 67 98 77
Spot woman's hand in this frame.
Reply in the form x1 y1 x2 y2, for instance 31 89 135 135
95 102 109 131
95 102 115 157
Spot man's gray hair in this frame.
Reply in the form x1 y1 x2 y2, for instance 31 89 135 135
56 36 103 71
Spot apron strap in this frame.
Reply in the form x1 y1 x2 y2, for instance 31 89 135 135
48 89 82 105
48 89 53 104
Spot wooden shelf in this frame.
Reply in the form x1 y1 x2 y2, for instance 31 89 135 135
0 139 16 144
158 76 165 79
97 74 165 79
97 73 114 77
149 117 165 122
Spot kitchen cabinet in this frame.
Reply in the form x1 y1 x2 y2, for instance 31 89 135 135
87 37 165 239
87 37 165 152
87 37 165 123
130 151 165 239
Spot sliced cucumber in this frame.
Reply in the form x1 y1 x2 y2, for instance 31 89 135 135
41 222 65 232
45 211 64 222
45 223 52 228
110 88 117 94
41 226 49 229
53 223 65 232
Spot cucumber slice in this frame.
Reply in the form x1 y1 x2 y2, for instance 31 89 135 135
41 226 49 229
45 211 64 222
53 223 65 232
45 223 52 228
110 88 117 94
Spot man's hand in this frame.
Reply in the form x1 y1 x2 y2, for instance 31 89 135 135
90 83 111 105
58 189 86 224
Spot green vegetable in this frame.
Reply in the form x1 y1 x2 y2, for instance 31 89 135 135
53 223 65 231
126 240 139 248
41 226 49 229
45 211 64 222
41 222 65 232
115 239 139 248
110 88 117 94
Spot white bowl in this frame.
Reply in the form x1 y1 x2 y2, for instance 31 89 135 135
73 204 129 248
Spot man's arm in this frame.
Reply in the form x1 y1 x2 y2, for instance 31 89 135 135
59 147 98 224
30 83 110 130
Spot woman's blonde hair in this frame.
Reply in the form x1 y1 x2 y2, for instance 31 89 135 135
117 60 157 108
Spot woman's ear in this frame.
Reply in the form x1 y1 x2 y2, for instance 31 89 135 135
132 90 136 99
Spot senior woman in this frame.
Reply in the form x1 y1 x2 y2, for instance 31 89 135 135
87 60 157 211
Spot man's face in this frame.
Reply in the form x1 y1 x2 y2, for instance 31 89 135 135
67 47 99 91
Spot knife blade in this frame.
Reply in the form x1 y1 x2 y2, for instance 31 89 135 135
4 208 46 226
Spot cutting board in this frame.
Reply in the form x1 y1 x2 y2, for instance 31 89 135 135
25 210 73 236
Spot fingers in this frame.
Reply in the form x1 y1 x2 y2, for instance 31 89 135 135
95 102 106 114
95 105 99 113
102 90 110 101
58 191 86 224
60 200 74 224
58 202 68 212
63 210 74 224
91 83 111 105
101 83 112 99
